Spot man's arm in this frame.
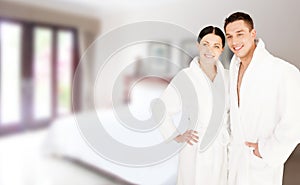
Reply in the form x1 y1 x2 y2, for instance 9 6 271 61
257 64 300 166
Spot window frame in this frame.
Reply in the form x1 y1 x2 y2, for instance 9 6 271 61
0 16 80 136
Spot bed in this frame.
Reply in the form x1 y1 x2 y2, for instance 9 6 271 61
43 76 179 185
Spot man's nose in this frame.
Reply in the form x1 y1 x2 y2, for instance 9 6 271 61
232 36 239 45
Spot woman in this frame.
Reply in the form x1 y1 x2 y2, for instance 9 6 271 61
159 26 230 185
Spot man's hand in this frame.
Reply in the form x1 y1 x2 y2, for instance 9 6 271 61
245 142 262 158
175 130 199 145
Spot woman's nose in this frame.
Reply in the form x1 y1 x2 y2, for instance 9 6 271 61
206 46 214 54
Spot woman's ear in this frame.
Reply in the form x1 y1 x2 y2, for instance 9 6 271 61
196 42 200 50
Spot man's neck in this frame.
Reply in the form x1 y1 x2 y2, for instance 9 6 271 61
240 42 257 68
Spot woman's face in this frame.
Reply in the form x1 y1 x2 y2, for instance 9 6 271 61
197 33 224 64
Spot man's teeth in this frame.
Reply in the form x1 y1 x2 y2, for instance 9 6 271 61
234 46 242 51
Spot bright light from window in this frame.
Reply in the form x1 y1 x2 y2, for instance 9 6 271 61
57 30 73 114
0 22 22 124
33 27 52 120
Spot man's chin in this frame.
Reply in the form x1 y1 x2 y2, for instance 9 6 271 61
234 52 243 58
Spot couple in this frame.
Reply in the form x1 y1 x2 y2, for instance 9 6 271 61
159 11 300 185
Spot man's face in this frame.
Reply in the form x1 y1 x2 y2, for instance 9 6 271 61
225 20 256 61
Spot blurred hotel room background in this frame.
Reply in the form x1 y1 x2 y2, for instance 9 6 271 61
0 0 299 185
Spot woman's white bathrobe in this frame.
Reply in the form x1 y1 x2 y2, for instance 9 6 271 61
159 57 229 185
228 39 300 185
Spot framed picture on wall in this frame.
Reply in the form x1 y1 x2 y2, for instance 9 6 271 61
147 41 171 76
180 39 198 68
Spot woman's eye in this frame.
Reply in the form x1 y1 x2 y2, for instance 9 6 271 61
214 46 220 49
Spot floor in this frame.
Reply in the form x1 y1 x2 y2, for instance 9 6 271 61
0 129 124 185
0 128 299 185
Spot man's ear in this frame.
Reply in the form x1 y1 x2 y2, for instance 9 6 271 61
251 29 257 38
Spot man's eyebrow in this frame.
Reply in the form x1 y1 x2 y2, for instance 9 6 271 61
236 30 245 33
226 29 245 36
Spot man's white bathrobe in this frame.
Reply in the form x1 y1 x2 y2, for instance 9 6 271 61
228 39 300 185
159 57 229 185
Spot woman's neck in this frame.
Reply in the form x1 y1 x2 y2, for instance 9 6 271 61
198 60 217 81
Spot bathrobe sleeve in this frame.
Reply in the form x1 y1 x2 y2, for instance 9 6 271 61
158 73 183 141
223 69 231 135
224 69 230 111
259 63 300 167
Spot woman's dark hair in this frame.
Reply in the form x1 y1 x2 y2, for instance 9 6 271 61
197 26 225 48
224 12 254 31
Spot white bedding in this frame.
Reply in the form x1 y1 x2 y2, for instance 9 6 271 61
43 80 179 185
43 108 178 185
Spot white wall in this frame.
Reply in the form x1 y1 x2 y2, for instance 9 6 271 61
100 0 299 66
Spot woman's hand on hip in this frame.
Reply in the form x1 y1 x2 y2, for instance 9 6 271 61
174 130 199 145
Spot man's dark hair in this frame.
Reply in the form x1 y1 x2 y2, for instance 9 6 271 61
197 26 225 48
224 12 254 31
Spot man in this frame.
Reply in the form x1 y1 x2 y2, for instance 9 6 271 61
224 11 300 185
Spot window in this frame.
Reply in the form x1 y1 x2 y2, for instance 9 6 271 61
0 18 79 135
57 30 73 115
0 22 22 125
33 27 53 120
